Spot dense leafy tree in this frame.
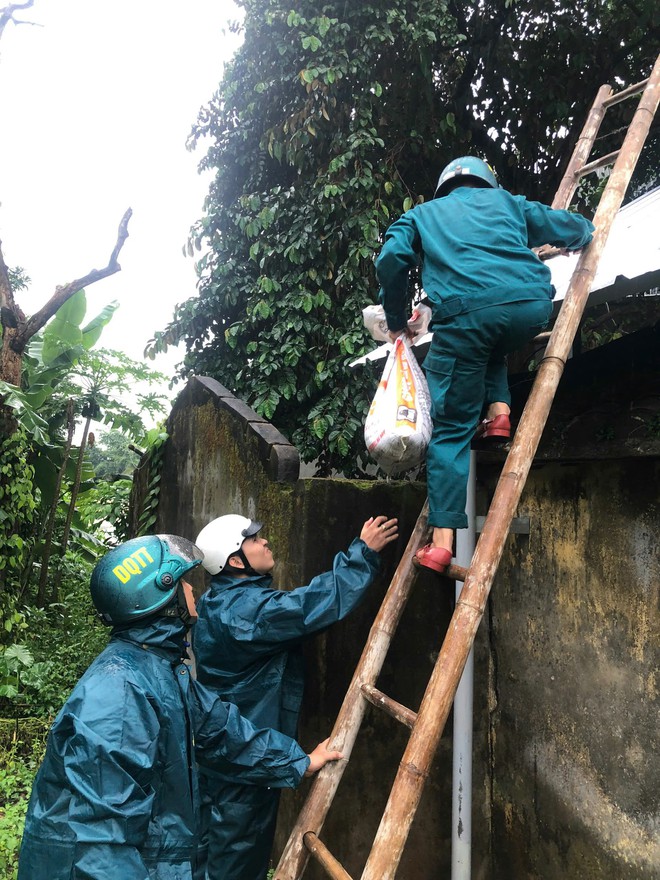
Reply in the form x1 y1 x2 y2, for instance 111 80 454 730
87 430 141 478
150 0 658 474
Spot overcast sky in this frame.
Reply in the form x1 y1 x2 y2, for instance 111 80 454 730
0 0 243 386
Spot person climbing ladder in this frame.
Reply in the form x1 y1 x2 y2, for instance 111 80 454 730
376 155 594 573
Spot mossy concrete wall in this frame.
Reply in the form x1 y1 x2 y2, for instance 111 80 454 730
146 374 658 879
150 376 486 879
481 458 659 880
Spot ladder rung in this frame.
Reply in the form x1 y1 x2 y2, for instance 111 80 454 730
303 832 354 880
602 76 649 108
445 562 467 581
577 149 621 177
361 684 417 729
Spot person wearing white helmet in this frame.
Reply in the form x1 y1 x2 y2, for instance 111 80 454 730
376 155 595 575
192 512 398 880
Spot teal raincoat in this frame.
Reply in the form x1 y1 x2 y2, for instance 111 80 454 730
192 538 381 880
18 617 309 880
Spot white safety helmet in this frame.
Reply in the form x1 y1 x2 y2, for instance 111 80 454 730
195 514 263 574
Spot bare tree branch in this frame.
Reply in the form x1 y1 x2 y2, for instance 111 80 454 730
12 207 132 350
0 238 15 311
0 2 38 42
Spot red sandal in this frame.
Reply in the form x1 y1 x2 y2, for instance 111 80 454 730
475 413 511 440
414 544 452 574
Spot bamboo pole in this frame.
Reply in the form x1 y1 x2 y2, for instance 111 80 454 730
274 54 659 880
359 53 660 880
361 685 418 729
552 84 612 210
303 833 355 880
274 504 430 879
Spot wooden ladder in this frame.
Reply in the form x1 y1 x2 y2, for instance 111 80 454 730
275 54 660 880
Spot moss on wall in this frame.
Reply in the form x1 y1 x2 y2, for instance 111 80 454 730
482 459 659 880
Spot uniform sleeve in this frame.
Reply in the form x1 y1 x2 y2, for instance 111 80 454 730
523 199 595 250
189 679 310 787
227 539 380 651
56 678 160 880
376 212 421 331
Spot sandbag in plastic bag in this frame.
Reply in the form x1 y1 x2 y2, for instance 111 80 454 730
364 336 432 475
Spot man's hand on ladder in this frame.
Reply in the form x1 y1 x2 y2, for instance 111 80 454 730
305 738 345 777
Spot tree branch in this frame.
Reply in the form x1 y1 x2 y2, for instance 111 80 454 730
0 1 38 41
0 239 15 311
13 207 132 350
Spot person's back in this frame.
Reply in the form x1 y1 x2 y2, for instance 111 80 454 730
18 534 340 880
194 570 304 737
377 155 594 575
19 619 201 879
378 184 594 333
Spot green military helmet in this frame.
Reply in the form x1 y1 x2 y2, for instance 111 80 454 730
434 156 498 198
90 534 203 625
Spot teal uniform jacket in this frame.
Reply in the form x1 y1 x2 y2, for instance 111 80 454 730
192 538 381 880
18 618 308 880
377 187 594 330
376 186 594 529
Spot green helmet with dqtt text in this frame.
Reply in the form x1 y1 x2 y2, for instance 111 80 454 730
90 534 203 625
196 515 263 574
434 156 498 198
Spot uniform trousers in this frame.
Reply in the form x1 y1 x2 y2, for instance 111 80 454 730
423 296 552 530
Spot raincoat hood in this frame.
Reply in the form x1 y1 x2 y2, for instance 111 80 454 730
111 615 189 662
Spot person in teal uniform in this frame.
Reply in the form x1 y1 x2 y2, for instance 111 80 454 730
192 513 399 880
376 156 594 573
17 534 342 880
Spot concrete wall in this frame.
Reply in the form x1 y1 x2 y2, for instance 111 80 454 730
142 375 659 879
482 458 659 880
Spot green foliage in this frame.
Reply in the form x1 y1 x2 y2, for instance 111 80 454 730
24 338 169 442
65 347 169 436
87 430 141 478
0 746 40 878
0 645 34 700
0 433 36 596
6 267 30 295
75 477 133 544
0 560 107 878
136 430 169 534
12 290 167 449
580 295 660 352
1 285 168 612
0 384 50 446
41 290 119 366
149 0 657 474
1 559 107 720
3 290 120 445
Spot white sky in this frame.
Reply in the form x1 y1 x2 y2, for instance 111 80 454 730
0 0 243 392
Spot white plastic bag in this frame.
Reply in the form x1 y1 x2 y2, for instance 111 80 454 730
364 337 432 475
362 303 432 343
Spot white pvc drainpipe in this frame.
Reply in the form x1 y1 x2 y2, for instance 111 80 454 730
452 449 476 880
